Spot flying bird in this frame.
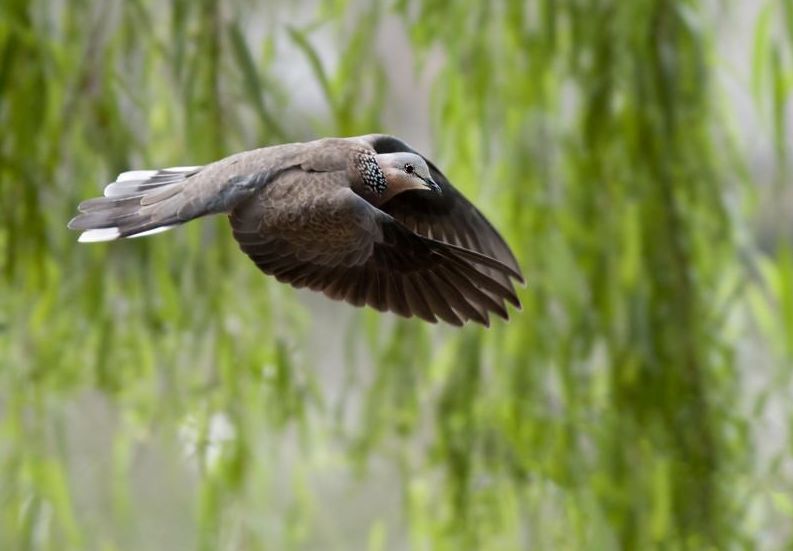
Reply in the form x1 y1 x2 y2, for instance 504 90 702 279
69 135 523 326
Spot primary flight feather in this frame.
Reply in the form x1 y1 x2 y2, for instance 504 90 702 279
69 134 523 326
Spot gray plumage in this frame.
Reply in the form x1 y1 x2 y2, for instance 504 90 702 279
69 135 523 326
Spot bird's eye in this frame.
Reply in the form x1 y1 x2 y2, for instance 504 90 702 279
404 163 414 174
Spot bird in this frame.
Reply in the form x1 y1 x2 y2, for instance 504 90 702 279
68 134 523 326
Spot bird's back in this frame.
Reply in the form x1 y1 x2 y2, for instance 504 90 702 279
178 137 363 207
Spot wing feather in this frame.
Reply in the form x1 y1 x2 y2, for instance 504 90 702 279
70 134 522 326
229 173 521 326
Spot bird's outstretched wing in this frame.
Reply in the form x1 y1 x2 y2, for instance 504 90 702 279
361 134 523 282
230 177 521 326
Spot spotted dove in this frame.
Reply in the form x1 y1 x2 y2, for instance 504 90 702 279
69 135 523 326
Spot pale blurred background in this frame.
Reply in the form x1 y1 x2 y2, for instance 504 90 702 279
2 1 793 549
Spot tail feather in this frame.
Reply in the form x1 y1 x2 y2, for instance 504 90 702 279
104 166 201 197
68 166 203 242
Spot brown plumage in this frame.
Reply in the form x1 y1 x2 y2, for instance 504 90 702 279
68 135 523 326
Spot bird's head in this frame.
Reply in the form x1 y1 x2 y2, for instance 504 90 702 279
376 152 442 199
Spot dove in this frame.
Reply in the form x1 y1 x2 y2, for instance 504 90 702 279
69 134 523 326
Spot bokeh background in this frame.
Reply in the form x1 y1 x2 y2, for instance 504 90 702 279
1 0 793 549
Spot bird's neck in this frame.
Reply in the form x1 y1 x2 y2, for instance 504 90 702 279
349 151 388 206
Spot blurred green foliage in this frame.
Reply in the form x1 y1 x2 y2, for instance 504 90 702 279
1 0 792 549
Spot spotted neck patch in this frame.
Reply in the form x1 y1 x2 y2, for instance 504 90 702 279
355 153 387 195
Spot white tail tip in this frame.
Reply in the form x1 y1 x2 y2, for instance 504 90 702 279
78 228 121 243
128 225 175 238
78 225 176 243
116 170 158 183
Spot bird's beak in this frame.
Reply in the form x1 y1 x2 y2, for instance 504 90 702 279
421 176 442 194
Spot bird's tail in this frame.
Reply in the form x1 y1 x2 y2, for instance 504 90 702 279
68 166 203 242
